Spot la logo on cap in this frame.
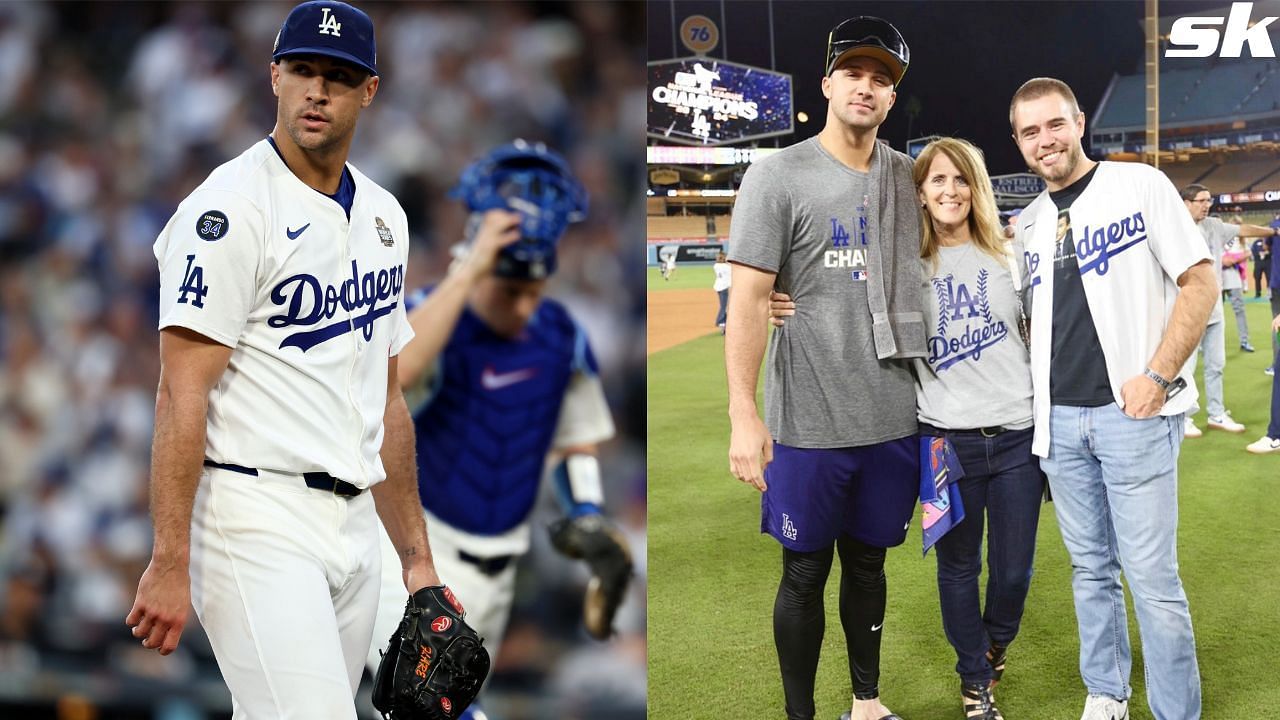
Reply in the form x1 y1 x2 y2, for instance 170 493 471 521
318 7 342 36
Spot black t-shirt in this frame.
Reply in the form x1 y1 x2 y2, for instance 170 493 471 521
1048 165 1113 406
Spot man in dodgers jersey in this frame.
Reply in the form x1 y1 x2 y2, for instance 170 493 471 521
364 142 630 715
126 2 465 717
1010 78 1216 720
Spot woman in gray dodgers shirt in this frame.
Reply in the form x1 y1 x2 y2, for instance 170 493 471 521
774 138 1041 720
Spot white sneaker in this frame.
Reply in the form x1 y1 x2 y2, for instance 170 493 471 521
1184 417 1203 438
1246 436 1280 454
1207 412 1246 433
1266 367 1275 377
1080 694 1129 720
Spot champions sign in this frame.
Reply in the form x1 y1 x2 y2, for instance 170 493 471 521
648 58 793 146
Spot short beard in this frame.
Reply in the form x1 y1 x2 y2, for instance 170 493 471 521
284 116 343 153
834 105 886 133
1040 143 1082 184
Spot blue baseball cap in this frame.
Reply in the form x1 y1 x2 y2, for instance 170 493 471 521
272 1 377 77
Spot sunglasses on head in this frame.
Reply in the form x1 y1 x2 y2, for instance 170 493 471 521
826 17 909 78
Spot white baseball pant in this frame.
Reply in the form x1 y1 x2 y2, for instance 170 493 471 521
191 466 381 719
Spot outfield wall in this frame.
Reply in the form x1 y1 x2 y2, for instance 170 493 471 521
647 240 726 265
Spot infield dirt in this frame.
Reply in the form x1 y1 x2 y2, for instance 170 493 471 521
646 288 721 355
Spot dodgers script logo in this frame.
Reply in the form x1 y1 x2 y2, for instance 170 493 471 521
268 260 404 351
1075 210 1147 277
927 270 1009 371
1025 250 1041 289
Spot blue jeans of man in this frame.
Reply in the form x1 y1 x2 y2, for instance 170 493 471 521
1196 320 1225 418
1223 288 1249 345
930 427 1043 686
1039 404 1200 720
715 288 729 326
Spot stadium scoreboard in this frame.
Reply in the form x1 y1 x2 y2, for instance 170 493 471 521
648 58 793 145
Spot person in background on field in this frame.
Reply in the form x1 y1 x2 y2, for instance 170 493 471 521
1246 311 1280 454
713 250 731 333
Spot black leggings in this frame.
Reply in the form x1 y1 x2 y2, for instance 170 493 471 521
774 537 888 720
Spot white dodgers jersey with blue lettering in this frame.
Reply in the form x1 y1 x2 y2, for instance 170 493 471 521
154 139 413 488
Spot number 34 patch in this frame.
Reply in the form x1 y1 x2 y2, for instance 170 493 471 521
197 210 229 241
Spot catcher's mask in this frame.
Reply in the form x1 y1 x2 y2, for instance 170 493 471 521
449 140 588 280
825 16 909 85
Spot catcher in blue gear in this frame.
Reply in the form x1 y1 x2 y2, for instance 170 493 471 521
367 140 632 718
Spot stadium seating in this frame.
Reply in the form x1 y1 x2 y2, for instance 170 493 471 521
1095 58 1280 130
713 215 732 239
647 215 710 239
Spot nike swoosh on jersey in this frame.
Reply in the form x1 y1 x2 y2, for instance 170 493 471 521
287 223 311 240
480 366 538 390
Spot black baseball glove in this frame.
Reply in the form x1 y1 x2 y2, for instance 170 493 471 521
549 514 633 640
372 585 490 720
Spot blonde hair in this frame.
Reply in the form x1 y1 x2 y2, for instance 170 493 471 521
913 137 1007 268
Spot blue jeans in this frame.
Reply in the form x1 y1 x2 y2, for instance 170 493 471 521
1195 320 1225 418
1040 404 1200 720
1224 288 1249 345
715 288 729 326
930 427 1043 685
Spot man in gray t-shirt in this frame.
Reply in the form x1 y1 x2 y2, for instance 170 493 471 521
1181 184 1278 435
731 138 918 447
725 16 924 720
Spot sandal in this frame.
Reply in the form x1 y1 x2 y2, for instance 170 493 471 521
962 682 1004 720
986 643 1007 686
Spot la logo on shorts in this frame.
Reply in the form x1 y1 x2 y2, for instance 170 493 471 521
781 514 798 541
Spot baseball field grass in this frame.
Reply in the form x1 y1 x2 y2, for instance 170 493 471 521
648 272 1280 719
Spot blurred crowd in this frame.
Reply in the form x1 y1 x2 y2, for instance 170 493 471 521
0 2 646 718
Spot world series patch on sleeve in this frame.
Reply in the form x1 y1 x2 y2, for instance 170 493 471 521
372 585 490 720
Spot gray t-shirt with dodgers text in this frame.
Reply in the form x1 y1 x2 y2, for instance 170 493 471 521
727 137 916 448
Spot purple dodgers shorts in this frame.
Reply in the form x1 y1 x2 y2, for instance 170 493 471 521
761 436 919 551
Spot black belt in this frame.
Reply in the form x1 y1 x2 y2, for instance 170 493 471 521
918 423 1011 438
203 460 363 498
458 550 515 576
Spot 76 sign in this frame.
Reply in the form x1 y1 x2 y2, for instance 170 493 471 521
679 15 719 55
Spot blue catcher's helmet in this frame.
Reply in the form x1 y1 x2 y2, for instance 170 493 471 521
449 139 588 280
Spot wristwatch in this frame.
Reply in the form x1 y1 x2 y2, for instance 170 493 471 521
1144 367 1187 400
1144 367 1171 391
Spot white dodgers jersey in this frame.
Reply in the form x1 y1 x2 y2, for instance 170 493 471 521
154 139 413 488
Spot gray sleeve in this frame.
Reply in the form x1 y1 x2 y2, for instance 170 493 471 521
726 161 792 273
